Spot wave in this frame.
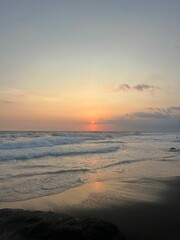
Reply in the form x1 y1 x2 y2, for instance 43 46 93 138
100 153 177 169
0 146 120 161
4 168 89 179
0 136 85 150
101 159 148 169
89 140 125 144
0 132 119 150
0 131 151 150
19 164 55 169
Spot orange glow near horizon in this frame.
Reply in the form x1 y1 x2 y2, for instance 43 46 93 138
84 119 115 132
87 120 98 131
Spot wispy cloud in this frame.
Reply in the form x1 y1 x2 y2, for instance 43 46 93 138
0 100 14 104
110 83 160 93
0 88 65 103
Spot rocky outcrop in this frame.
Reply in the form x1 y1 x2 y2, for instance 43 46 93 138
0 209 124 240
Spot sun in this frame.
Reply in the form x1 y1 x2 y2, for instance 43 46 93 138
87 120 97 131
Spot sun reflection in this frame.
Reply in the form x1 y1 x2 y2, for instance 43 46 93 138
93 181 103 191
87 157 105 191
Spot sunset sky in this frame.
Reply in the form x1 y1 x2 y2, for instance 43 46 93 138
0 0 180 131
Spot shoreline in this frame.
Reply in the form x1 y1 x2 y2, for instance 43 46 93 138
1 176 180 239
0 176 168 210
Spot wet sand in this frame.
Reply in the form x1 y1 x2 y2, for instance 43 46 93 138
1 176 180 239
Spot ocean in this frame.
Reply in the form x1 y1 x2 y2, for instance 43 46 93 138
0 131 180 202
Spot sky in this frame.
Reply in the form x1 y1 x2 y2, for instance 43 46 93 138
0 0 180 131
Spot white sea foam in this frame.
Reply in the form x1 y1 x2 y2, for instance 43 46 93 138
0 136 85 150
0 146 120 161
0 131 153 150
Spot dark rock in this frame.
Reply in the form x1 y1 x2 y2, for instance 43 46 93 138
170 147 176 151
0 209 124 240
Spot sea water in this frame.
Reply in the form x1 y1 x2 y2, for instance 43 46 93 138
0 131 180 201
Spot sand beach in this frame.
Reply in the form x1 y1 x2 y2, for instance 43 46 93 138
1 175 180 239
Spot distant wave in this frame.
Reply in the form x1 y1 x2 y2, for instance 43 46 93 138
0 146 120 161
0 131 148 150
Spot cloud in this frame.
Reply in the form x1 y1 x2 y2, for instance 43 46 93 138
126 106 180 120
168 106 180 112
129 111 170 119
0 100 14 104
0 88 65 103
100 106 180 132
111 84 160 93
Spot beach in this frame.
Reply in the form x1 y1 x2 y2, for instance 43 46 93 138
1 0 180 239
1 175 180 239
0 131 180 239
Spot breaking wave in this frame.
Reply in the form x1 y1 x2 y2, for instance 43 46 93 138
0 136 85 150
0 146 120 161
